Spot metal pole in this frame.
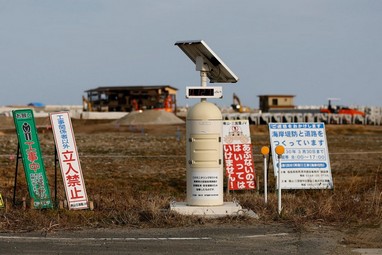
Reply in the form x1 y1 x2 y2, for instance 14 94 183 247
200 70 208 102
54 146 58 208
13 144 20 206
260 146 270 204
264 155 268 204
226 173 230 195
278 154 282 214
274 145 285 215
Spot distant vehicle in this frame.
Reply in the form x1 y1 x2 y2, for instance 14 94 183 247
231 93 251 113
320 98 365 116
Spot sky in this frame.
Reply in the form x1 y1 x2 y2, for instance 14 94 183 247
1 0 381 108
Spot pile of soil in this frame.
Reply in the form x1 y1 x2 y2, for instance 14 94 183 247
114 110 185 126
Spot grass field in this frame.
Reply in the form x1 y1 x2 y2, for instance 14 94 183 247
0 120 381 240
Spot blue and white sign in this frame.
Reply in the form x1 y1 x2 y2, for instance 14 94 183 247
269 123 333 189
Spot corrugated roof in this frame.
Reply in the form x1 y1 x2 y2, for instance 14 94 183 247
85 85 178 93
257 95 295 97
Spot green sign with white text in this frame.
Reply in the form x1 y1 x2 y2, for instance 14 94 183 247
13 109 52 209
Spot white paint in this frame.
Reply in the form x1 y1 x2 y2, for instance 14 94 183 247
0 236 211 242
352 249 382 255
242 233 289 238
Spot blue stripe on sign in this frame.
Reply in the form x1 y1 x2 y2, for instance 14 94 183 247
277 162 327 168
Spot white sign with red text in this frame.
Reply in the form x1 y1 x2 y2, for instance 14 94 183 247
222 120 256 190
50 112 89 209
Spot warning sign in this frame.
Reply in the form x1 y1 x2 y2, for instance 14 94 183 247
223 120 256 190
50 112 89 210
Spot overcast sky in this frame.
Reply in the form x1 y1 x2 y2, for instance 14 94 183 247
1 0 381 108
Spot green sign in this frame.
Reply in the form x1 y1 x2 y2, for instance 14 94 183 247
13 109 52 209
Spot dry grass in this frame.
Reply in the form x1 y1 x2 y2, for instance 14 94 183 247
0 120 381 233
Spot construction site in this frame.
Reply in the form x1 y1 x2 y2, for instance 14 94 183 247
0 87 381 126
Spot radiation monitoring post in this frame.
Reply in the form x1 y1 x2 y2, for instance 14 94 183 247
171 39 245 217
175 39 238 207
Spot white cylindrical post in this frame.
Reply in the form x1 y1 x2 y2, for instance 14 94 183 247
261 146 270 204
277 155 282 214
186 101 223 206
275 145 285 215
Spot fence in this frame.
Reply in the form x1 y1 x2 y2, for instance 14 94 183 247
222 112 382 125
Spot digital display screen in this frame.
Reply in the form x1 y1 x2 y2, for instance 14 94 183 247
188 88 215 96
186 86 223 99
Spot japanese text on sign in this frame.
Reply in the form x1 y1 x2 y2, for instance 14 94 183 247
12 109 52 209
50 112 88 210
269 123 333 189
191 172 220 199
222 120 256 190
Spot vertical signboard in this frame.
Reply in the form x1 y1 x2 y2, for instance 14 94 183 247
50 112 88 209
12 109 53 209
269 123 333 189
223 120 256 190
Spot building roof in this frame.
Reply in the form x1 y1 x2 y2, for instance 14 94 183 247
85 85 178 93
257 95 295 98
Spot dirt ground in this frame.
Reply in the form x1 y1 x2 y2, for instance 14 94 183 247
0 118 381 253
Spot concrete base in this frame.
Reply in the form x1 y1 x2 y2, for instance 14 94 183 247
170 201 258 218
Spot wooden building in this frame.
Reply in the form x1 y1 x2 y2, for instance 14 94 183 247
83 85 178 112
258 95 295 112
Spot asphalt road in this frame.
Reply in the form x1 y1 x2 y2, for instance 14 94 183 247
0 224 365 255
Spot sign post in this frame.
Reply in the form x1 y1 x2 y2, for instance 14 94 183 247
261 146 270 204
275 145 285 215
12 109 53 209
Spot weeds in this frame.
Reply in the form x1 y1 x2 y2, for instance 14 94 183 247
0 123 381 232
